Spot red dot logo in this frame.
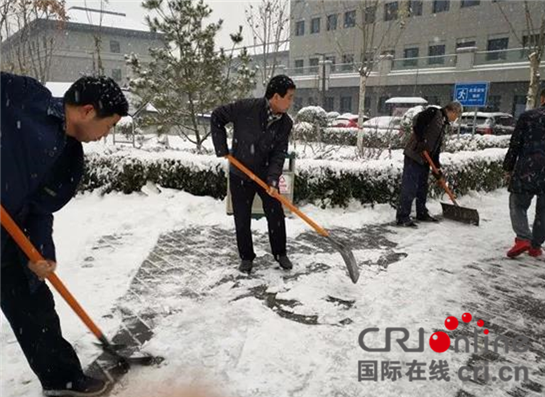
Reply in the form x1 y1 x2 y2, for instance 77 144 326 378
445 316 459 330
484 329 489 335
429 331 451 353
477 319 484 327
462 313 472 323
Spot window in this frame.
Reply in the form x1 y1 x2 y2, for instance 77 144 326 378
512 95 526 118
487 95 501 112
295 20 305 36
294 97 303 111
523 34 540 48
456 39 476 50
428 44 446 65
110 40 120 53
384 2 398 21
311 17 320 34
344 10 356 28
309 57 320 73
403 47 419 67
308 97 317 106
325 55 336 72
340 96 352 113
295 59 304 74
324 97 335 112
433 0 450 13
378 96 389 114
408 0 423 16
364 6 376 24
461 0 480 7
364 97 371 112
487 37 508 61
327 14 337 31
112 68 122 82
342 54 354 71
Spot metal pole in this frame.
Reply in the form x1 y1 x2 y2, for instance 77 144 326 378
472 107 477 135
322 55 326 109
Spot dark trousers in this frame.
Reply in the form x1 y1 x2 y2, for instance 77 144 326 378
1 262 84 389
509 192 545 248
396 156 431 222
230 172 287 260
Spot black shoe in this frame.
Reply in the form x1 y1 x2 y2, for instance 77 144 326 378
238 259 253 274
276 255 293 270
416 213 439 222
396 219 418 228
43 375 108 396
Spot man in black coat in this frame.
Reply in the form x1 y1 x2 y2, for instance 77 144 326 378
211 75 296 273
396 101 462 227
504 88 545 258
1 72 128 396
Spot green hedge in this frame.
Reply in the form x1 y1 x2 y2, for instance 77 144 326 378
81 149 506 208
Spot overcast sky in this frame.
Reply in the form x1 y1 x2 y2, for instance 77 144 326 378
65 0 257 49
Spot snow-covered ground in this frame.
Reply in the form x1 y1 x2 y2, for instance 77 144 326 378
2 187 544 397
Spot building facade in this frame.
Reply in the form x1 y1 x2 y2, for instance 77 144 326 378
1 6 163 85
287 0 545 118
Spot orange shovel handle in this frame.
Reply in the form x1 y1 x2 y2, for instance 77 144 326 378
226 154 329 237
0 205 105 339
422 151 459 206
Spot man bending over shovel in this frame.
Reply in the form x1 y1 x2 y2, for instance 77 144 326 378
211 75 296 274
396 101 462 227
1 72 128 396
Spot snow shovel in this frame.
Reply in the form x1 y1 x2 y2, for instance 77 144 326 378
226 154 360 283
0 205 158 369
422 151 480 226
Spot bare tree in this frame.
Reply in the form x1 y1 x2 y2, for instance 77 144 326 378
245 0 289 89
496 0 545 110
83 0 108 75
0 0 67 82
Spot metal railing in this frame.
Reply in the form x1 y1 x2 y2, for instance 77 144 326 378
474 47 531 65
391 54 457 70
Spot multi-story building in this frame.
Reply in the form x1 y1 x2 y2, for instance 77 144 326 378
1 6 163 85
287 0 545 118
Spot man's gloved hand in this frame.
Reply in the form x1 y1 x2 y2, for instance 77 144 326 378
432 169 443 181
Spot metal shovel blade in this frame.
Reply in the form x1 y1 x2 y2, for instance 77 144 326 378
326 235 360 284
441 202 480 226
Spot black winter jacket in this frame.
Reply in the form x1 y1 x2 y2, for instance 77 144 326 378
503 104 545 195
211 98 292 187
404 107 449 167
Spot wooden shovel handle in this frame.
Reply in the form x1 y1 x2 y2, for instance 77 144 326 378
422 151 459 206
0 205 105 339
226 155 329 237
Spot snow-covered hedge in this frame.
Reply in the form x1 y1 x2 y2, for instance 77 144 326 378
80 147 507 208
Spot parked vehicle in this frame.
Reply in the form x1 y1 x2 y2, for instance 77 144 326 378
362 116 402 134
454 112 515 135
329 113 369 128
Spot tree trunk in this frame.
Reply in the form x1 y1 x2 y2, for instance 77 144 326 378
356 73 368 152
526 52 541 110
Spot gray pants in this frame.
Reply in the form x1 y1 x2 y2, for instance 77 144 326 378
509 193 545 248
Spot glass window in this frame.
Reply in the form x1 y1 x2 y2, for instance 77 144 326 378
409 0 423 16
364 6 376 24
309 57 320 73
487 37 509 60
311 17 320 34
327 14 337 31
296 21 305 36
295 59 304 74
112 68 122 82
110 40 120 53
340 96 352 113
428 44 445 65
403 47 419 67
384 2 398 21
344 10 356 28
433 0 450 13
461 0 480 7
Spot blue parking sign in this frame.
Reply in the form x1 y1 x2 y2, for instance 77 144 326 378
454 82 489 107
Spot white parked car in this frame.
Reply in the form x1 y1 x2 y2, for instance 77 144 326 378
454 112 515 135
362 116 403 134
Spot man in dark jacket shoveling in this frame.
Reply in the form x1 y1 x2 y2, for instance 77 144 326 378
396 101 462 227
1 72 128 396
211 75 296 274
504 88 545 258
